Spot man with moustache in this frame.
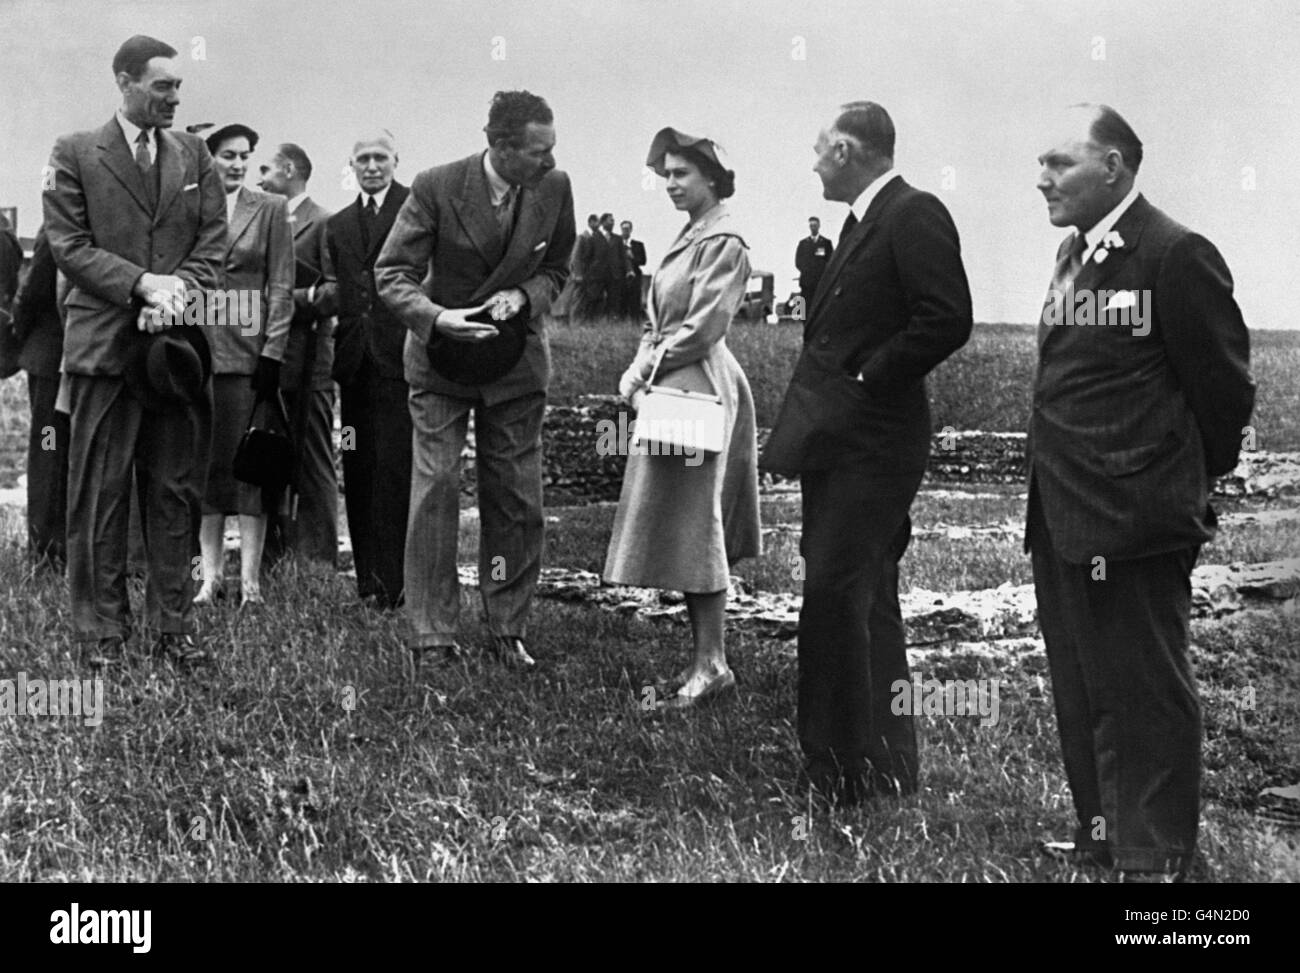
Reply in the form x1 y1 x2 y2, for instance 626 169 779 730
1028 104 1253 881
762 102 972 807
327 131 411 608
376 90 575 669
42 34 226 667
258 142 340 567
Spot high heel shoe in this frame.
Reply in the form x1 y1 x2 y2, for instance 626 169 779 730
193 581 226 606
660 668 736 711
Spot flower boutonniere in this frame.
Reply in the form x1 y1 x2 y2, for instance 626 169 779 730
1092 230 1125 265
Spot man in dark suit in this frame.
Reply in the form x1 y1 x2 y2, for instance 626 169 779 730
10 226 71 570
258 142 340 567
794 216 833 312
616 219 646 319
376 89 575 669
572 212 609 321
42 34 226 667
0 223 22 376
1028 104 1253 881
327 131 411 607
762 102 972 806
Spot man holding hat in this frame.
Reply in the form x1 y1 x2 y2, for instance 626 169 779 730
42 34 226 667
375 89 575 669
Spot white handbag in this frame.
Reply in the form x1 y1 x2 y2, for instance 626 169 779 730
632 346 725 455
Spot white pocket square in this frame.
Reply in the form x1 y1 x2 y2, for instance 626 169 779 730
183 183 199 191
1104 290 1138 310
533 241 547 252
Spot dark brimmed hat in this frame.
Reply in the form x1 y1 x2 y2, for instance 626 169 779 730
205 123 259 154
426 310 528 386
124 325 211 412
645 127 729 177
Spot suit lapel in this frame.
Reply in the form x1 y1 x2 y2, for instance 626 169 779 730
290 197 319 242
227 186 259 250
805 178 902 329
364 185 403 264
474 187 549 301
450 157 504 268
154 130 185 223
95 119 152 216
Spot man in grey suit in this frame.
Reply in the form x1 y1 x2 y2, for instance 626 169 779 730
376 90 575 669
258 142 340 566
42 35 226 667
1028 104 1254 881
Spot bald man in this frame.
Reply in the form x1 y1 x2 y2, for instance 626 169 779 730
327 132 412 608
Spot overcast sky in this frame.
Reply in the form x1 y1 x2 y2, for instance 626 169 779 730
3 0 1297 328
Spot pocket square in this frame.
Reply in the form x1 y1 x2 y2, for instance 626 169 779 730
532 241 547 252
183 183 199 192
1104 290 1138 310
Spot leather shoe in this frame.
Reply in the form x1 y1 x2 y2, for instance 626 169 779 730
1038 839 1113 869
492 636 535 668
152 633 209 667
660 668 735 711
85 635 126 670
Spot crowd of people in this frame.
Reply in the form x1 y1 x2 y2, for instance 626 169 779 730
0 31 1257 882
565 211 646 322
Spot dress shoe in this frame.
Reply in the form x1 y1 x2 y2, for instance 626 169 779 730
1038 839 1114 869
152 633 209 667
492 636 536 668
193 581 226 606
660 668 735 711
85 635 126 670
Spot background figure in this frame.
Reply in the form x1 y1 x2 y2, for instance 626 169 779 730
762 102 973 807
376 89 575 668
573 212 611 320
258 142 340 568
193 124 293 609
0 222 21 376
605 128 761 708
1027 104 1254 881
42 34 226 667
794 216 833 311
10 226 71 570
617 219 647 320
328 131 412 609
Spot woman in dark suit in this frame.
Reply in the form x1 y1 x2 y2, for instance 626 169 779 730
194 124 293 608
603 128 762 708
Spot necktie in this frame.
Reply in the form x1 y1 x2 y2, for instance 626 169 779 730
495 186 517 241
841 210 858 242
135 129 158 208
361 195 378 249
1040 232 1088 348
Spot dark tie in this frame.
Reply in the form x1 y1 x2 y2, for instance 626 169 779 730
495 186 517 241
841 210 858 242
361 195 378 249
1040 232 1088 348
135 129 158 209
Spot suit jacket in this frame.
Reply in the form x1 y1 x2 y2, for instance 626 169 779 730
374 152 576 406
762 176 973 474
281 195 337 391
206 185 293 374
13 225 65 377
42 117 227 375
795 234 834 289
328 182 410 384
1025 194 1254 563
624 237 647 279
0 226 26 377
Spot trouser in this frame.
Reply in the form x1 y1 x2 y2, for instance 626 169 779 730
1029 495 1201 873
265 388 338 566
339 360 411 604
405 388 545 649
25 372 68 566
66 374 210 640
797 467 924 795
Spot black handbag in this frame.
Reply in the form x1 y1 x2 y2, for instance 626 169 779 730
232 391 294 490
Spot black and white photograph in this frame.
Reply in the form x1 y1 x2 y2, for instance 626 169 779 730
0 0 1296 918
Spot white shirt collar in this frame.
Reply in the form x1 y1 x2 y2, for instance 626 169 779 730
225 187 241 222
1078 183 1140 265
116 110 155 163
482 151 514 207
361 186 390 212
286 192 309 214
848 168 899 222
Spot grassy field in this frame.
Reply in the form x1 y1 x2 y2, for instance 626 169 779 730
0 320 1296 881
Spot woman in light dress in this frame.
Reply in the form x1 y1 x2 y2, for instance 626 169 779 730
603 127 762 709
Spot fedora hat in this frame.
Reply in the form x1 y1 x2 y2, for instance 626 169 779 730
425 308 528 386
124 325 211 411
